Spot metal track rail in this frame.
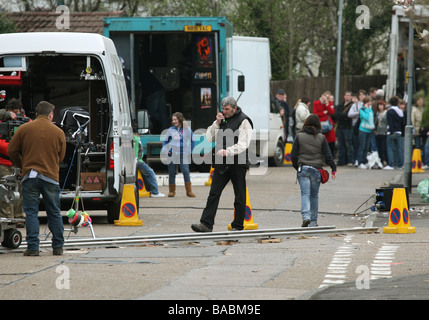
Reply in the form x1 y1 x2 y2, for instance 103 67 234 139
2 226 378 251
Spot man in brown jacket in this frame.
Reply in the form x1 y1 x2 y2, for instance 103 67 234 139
8 101 66 256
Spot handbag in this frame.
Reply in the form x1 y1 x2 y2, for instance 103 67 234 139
317 168 329 184
320 118 333 134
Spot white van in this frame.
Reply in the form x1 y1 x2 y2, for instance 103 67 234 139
0 32 137 223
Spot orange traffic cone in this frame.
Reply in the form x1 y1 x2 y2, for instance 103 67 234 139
228 188 258 230
114 184 143 226
137 170 150 197
383 188 415 234
412 149 425 173
283 142 292 166
205 166 214 186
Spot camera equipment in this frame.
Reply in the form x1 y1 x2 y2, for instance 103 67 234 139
59 107 90 143
371 187 409 212
0 168 23 249
0 167 21 205
0 116 30 141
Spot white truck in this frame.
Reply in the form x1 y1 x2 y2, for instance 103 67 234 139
229 36 285 167
0 32 137 223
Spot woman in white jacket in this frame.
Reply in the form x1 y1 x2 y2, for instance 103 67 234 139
294 97 311 134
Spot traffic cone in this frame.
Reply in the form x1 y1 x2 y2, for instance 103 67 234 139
412 149 425 173
383 188 415 234
228 188 258 230
137 170 150 197
114 184 143 226
205 166 214 186
283 142 292 166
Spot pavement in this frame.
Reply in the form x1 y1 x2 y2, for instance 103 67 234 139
1 165 429 303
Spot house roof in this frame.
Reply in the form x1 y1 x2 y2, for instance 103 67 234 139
6 11 124 34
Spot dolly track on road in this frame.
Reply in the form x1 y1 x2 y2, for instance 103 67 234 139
1 226 378 252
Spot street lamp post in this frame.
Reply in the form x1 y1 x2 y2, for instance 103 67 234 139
404 13 414 192
335 0 344 104
397 0 415 192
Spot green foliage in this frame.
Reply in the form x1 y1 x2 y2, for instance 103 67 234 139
228 0 322 80
0 12 16 34
227 0 392 80
342 0 392 75
145 0 230 17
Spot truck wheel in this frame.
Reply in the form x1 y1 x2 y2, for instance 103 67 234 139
270 141 284 167
2 229 22 249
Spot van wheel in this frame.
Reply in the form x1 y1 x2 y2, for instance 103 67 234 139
107 199 121 224
269 141 284 167
134 181 140 216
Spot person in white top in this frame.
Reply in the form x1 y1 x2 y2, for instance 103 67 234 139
294 96 311 134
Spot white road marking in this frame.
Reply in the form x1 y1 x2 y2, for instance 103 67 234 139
370 244 399 280
320 235 355 288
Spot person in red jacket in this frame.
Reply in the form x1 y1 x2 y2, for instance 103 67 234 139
313 91 337 157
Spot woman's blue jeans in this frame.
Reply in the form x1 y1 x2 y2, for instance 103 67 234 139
168 162 191 184
167 152 191 184
297 166 321 226
358 130 371 164
22 177 64 251
137 161 160 194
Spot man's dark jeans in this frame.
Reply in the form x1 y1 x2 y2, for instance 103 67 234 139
336 127 354 165
22 177 64 250
200 166 247 230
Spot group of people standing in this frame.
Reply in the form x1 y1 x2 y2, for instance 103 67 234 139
331 88 409 170
278 87 427 228
282 87 427 171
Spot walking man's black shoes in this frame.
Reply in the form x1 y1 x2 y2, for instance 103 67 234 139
191 223 212 232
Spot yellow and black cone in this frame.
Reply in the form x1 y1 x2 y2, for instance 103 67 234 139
383 188 415 234
228 188 258 230
114 184 143 226
283 142 292 166
412 149 425 173
137 171 150 197
205 166 214 186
